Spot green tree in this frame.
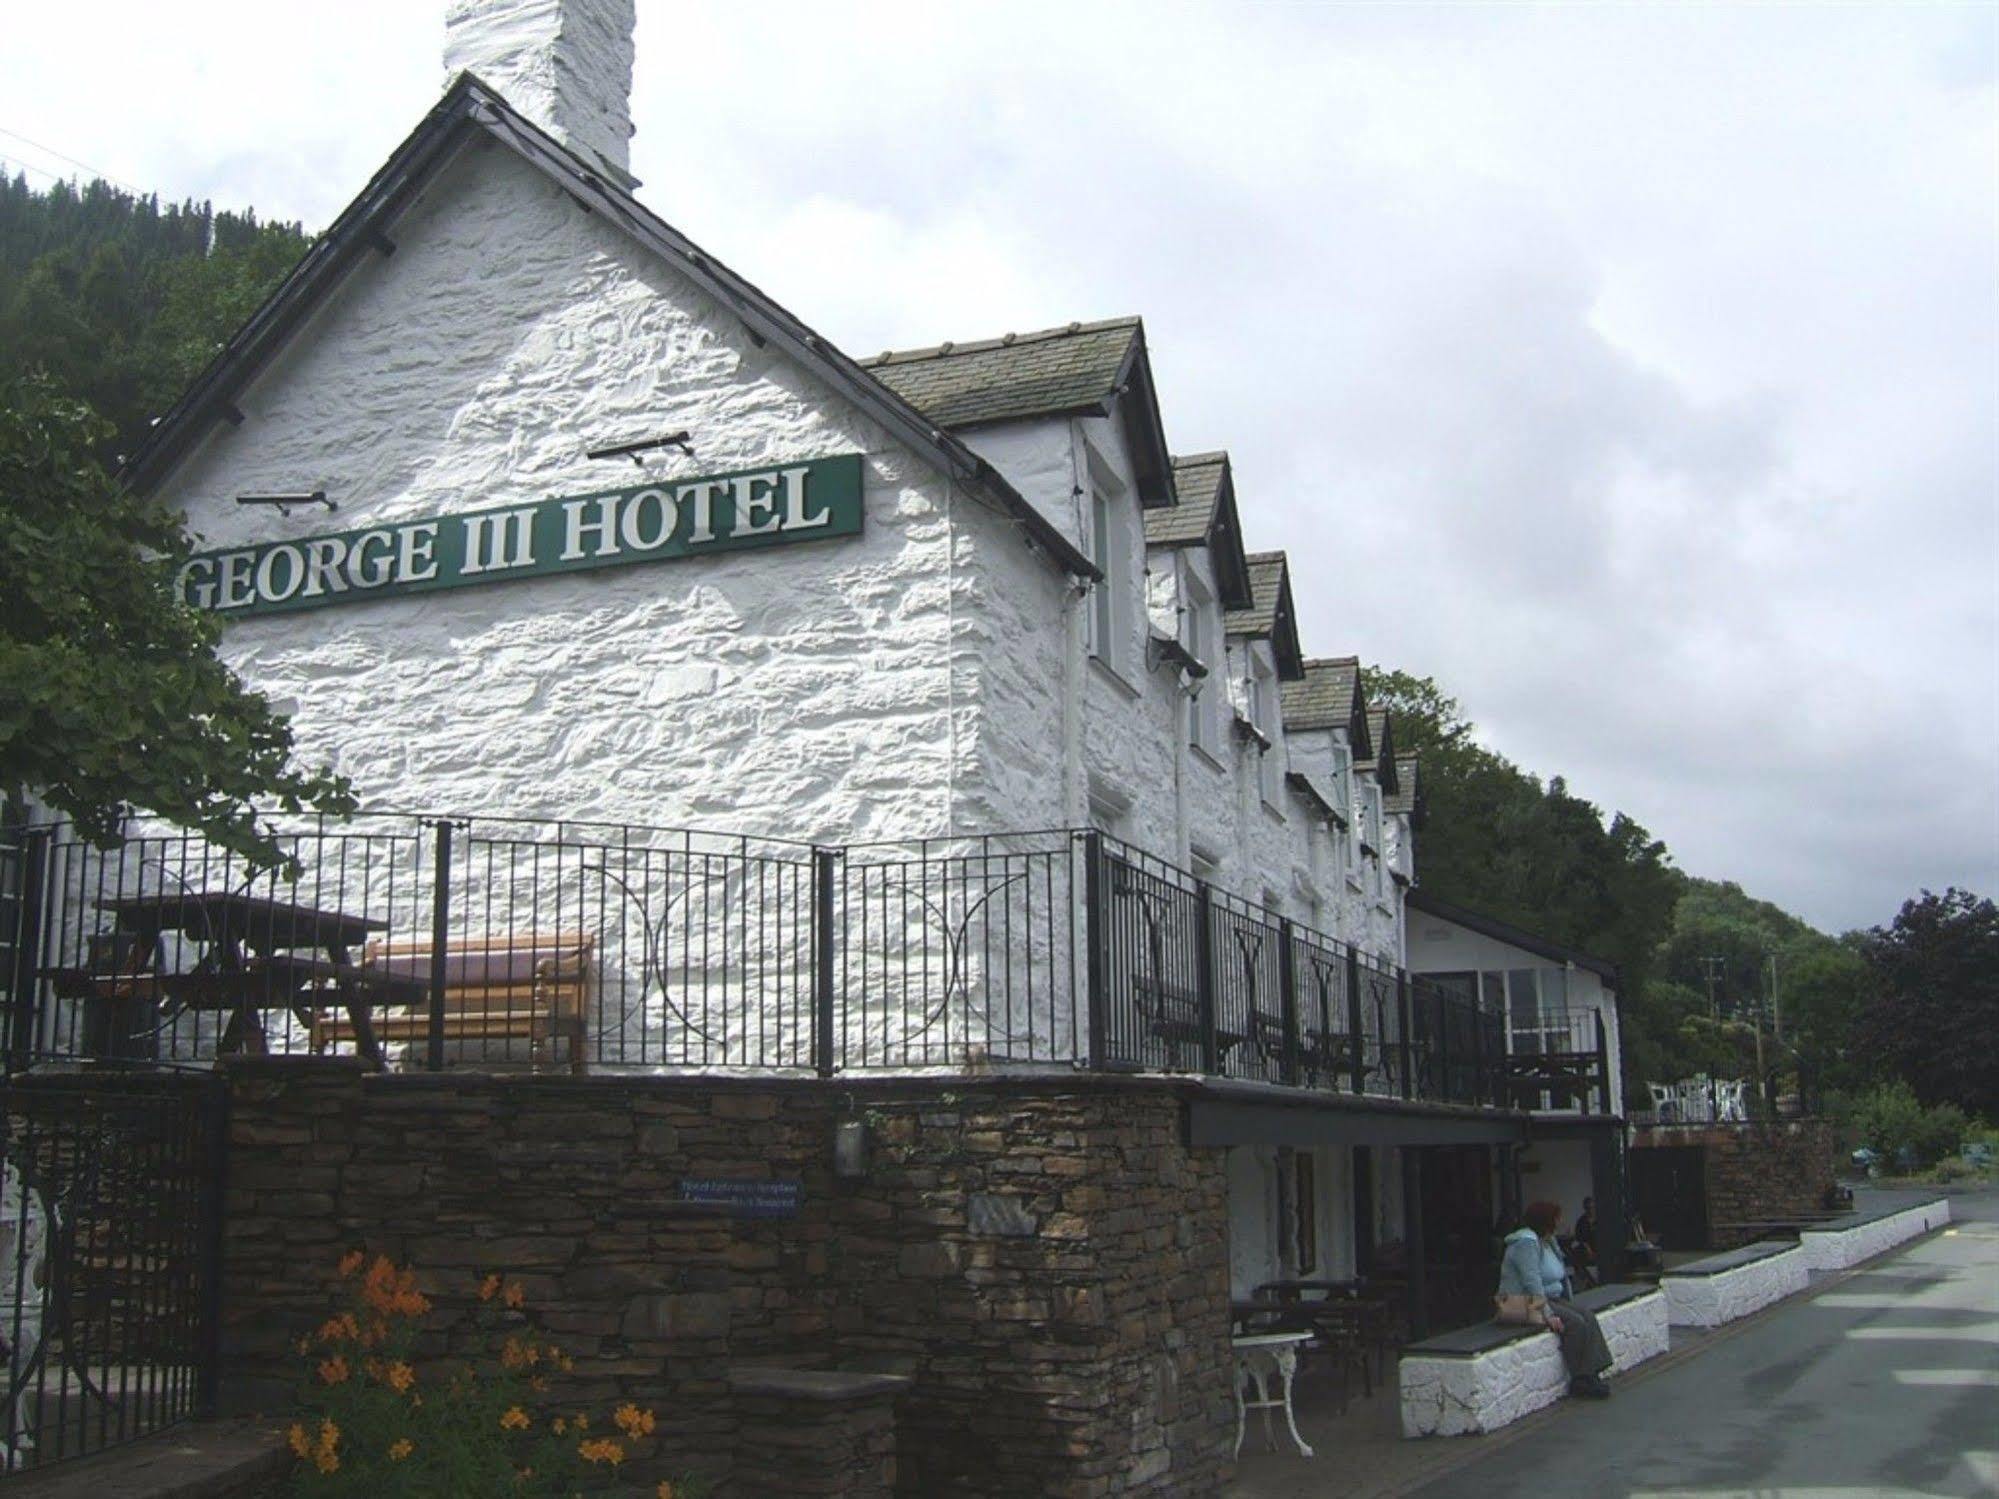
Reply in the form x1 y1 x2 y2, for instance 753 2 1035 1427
0 372 353 861
0 172 309 462
1857 889 1999 1117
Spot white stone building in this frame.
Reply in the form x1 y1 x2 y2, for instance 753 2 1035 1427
28 0 1630 1336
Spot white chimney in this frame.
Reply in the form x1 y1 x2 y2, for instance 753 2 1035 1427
444 0 637 182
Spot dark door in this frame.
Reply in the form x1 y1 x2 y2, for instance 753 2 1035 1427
1630 1144 1708 1250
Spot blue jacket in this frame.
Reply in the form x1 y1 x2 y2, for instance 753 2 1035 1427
1496 1228 1571 1301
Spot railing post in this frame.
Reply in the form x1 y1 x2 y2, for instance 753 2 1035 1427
1594 1008 1611 1117
426 820 455 1072
1345 947 1364 1094
1435 984 1452 1103
1195 882 1218 1075
1081 832 1108 1070
1397 969 1413 1100
813 846 838 1078
196 1071 230 1417
1471 993 1487 1107
1278 918 1298 1087
6 828 51 1071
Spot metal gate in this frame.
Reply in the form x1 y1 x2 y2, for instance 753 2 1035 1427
1629 1143 1708 1251
1 1069 225 1470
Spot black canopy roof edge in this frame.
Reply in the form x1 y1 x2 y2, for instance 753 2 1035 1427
1206 458 1255 611
118 73 1099 584
1111 322 1177 512
1406 888 1622 987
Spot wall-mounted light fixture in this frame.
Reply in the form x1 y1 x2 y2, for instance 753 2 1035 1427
586 430 694 466
235 491 335 517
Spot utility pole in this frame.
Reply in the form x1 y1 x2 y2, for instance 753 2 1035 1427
1701 956 1726 1021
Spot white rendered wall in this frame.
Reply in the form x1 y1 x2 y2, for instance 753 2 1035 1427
1798 1199 1951 1271
1518 1138 1596 1225
1400 1289 1668 1438
150 143 1048 1065
1662 1245 1808 1328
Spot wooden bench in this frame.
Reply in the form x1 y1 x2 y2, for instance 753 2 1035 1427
309 932 594 1074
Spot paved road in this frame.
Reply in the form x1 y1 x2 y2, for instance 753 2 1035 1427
1410 1189 1999 1499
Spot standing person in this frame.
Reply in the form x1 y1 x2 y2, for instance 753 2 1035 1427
1494 1200 1614 1398
1570 1196 1600 1287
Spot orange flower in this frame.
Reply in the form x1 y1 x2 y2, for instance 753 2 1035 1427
500 1337 540 1371
313 1418 341 1473
552 1417 567 1435
500 1405 531 1431
577 1437 626 1467
387 1437 414 1462
657 1484 677 1499
613 1403 657 1439
385 1361 416 1394
360 1258 431 1320
572 1413 589 1432
337 1249 365 1278
317 1354 350 1386
286 1423 311 1460
479 1273 502 1302
503 1281 526 1310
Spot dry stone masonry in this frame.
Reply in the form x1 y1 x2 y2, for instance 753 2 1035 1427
217 1061 1235 1497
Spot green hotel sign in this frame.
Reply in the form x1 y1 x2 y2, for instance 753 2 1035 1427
178 453 864 618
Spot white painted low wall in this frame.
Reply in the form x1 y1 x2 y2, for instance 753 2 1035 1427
1798 1199 1951 1272
1600 1288 1671 1373
1662 1243 1808 1328
1400 1289 1668 1437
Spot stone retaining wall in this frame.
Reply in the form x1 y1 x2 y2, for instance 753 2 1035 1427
217 1061 1234 1497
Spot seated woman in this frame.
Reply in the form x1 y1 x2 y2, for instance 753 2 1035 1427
1495 1200 1614 1399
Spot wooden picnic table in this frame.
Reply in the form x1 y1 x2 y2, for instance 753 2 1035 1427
46 891 414 1063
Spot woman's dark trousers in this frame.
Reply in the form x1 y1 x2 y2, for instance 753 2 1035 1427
1546 1298 1613 1379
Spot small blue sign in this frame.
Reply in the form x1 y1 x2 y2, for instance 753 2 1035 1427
678 1177 803 1219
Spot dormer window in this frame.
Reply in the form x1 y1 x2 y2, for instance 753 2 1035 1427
1364 782 1385 899
1087 476 1134 679
1249 654 1282 807
1183 566 1222 757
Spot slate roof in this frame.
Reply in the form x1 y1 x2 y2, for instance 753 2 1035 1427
863 319 1139 430
1222 551 1305 679
116 75 1099 582
1280 656 1369 748
861 318 1175 508
1386 753 1422 821
1152 452 1226 545
1145 451 1254 609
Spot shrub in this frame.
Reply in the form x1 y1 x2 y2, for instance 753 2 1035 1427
1849 1082 1967 1171
285 1253 705 1498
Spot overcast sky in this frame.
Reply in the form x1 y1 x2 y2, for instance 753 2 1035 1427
4 2 1994 933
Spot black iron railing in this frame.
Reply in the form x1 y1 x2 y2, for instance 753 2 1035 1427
2 816 1534 1109
0 1070 224 1470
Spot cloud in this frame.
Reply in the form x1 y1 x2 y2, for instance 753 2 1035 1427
3 0 1992 931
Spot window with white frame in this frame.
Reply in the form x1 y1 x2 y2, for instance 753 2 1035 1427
1087 480 1134 679
1363 782 1384 899
1250 656 1281 807
1331 741 1356 879
1183 566 1222 756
